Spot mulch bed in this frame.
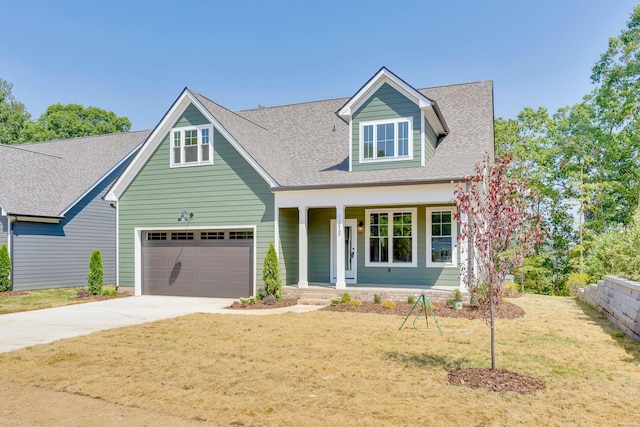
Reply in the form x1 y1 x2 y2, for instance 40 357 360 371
321 300 525 320
448 368 545 395
0 291 28 297
226 298 299 310
74 289 129 302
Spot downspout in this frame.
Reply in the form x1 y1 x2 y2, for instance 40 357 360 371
110 202 119 290
7 215 15 290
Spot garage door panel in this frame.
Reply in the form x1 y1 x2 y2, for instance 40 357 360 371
142 230 253 298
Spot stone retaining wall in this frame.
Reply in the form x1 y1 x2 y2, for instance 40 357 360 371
578 276 640 342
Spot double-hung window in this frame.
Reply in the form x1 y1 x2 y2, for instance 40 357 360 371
170 124 214 167
366 208 417 267
426 207 457 267
360 118 412 161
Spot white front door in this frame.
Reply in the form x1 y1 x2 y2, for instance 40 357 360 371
331 218 357 283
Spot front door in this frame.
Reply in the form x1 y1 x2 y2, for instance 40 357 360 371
331 219 357 283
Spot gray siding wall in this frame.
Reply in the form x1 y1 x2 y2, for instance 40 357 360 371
278 208 298 285
307 206 459 287
11 165 124 290
0 216 7 247
424 120 437 163
352 83 422 171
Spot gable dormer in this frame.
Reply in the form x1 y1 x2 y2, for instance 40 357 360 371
337 67 448 171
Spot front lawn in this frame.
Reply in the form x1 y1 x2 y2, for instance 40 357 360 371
0 286 123 314
0 295 638 425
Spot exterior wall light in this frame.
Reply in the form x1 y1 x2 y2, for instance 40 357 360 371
177 211 194 222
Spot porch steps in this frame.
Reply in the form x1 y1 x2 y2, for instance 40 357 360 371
287 288 341 306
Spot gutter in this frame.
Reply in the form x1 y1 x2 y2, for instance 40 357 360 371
270 177 466 192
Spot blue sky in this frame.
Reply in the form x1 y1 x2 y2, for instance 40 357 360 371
1 1 638 131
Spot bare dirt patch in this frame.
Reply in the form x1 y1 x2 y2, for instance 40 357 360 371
448 368 545 394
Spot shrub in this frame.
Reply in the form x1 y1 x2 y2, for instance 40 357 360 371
248 295 257 304
87 250 104 295
381 300 396 309
407 295 415 304
567 272 590 296
373 293 381 304
101 288 117 296
239 297 250 304
349 299 362 307
454 288 462 301
330 297 341 306
445 296 453 307
0 244 10 292
341 293 351 304
263 243 283 300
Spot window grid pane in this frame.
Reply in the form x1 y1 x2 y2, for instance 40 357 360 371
431 210 453 263
363 125 374 159
398 121 409 156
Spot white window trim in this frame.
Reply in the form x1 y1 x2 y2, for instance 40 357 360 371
170 124 214 167
365 208 417 268
359 117 414 163
426 207 458 268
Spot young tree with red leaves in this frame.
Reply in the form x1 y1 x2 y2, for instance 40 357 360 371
454 153 542 370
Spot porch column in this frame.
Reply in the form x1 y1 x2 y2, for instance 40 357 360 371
459 212 469 291
298 206 308 288
335 204 346 289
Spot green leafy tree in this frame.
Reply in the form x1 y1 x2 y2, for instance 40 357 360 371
87 250 104 295
262 243 282 300
0 244 11 292
21 103 131 142
0 78 30 145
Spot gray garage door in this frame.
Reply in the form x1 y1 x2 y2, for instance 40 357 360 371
142 230 253 298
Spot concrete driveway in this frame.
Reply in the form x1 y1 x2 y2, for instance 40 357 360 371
0 295 321 353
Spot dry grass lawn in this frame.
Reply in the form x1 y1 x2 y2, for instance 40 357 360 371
1 295 639 426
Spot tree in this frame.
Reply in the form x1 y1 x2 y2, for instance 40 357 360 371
262 243 282 300
87 250 104 295
21 103 131 143
0 244 11 292
454 153 542 370
0 78 30 145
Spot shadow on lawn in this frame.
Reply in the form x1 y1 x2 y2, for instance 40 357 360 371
384 350 470 371
575 298 640 364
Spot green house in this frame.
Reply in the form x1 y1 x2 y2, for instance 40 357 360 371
105 68 494 297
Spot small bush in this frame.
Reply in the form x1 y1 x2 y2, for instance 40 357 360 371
0 244 10 292
445 296 453 307
454 289 462 301
87 250 104 295
330 297 341 306
381 300 396 309
341 293 351 303
349 299 362 307
248 295 257 304
373 293 382 304
101 288 117 296
407 295 415 304
239 297 250 304
567 272 590 296
263 243 283 300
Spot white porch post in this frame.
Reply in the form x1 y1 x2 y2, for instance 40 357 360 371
459 212 469 291
335 204 346 289
298 206 308 288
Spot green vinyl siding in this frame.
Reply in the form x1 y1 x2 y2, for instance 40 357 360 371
306 205 460 287
278 208 298 285
424 120 437 163
174 104 209 127
118 117 274 288
307 208 334 283
352 83 422 171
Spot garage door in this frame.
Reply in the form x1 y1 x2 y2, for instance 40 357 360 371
142 230 253 298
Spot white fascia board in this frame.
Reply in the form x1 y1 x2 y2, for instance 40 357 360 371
186 91 278 188
338 69 446 137
105 90 278 202
275 182 457 209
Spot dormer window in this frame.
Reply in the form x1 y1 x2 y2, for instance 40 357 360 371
170 124 214 167
360 118 413 162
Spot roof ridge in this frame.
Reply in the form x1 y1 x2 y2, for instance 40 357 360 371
0 143 64 159
15 129 152 146
418 80 493 90
237 95 350 112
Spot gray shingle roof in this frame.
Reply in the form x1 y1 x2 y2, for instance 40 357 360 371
193 80 494 188
0 130 150 218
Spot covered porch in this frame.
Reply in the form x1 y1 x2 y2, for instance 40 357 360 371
274 183 468 293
